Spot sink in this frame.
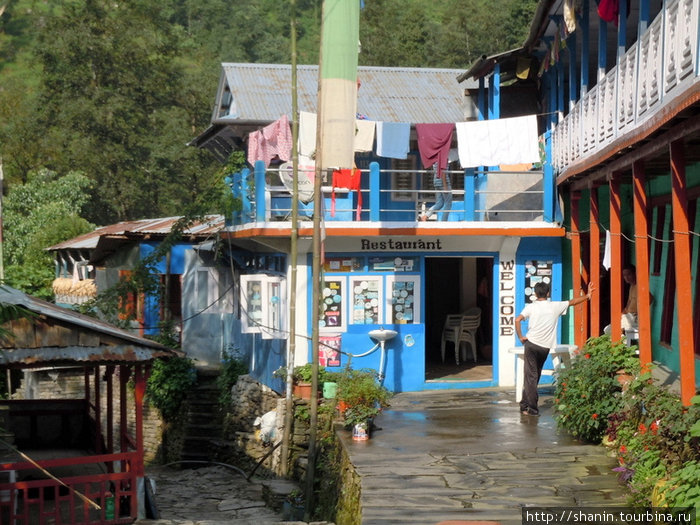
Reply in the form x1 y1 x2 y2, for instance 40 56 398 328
368 328 398 342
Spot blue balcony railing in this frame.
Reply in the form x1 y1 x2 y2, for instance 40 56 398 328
226 160 557 226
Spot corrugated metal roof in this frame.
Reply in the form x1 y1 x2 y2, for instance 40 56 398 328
218 63 475 124
47 215 224 251
0 286 180 366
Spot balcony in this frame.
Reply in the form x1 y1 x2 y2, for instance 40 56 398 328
552 0 698 175
226 161 558 229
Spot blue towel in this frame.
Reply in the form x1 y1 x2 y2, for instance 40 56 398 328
376 121 410 159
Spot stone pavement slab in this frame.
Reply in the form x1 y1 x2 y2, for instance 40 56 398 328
338 388 629 525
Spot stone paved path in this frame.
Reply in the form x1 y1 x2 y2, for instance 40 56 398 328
342 388 630 525
133 464 316 525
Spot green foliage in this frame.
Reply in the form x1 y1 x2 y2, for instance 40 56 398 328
554 335 640 443
216 350 248 406
2 169 94 298
146 356 197 420
336 367 391 429
660 460 700 512
608 379 700 507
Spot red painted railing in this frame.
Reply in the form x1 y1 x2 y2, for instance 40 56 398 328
0 452 138 525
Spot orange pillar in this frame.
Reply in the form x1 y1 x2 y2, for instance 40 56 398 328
570 192 588 347
609 176 623 342
669 140 696 405
589 186 601 337
632 161 653 364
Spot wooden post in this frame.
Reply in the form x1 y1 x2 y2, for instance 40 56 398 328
570 192 588 347
632 161 653 364
106 365 114 456
94 366 102 454
609 175 623 342
669 140 696 405
589 186 601 336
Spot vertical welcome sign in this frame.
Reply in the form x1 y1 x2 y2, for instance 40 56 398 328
317 0 360 170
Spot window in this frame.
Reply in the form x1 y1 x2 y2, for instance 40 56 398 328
350 276 383 325
386 275 421 324
196 268 234 314
391 157 417 202
240 275 287 339
320 277 346 332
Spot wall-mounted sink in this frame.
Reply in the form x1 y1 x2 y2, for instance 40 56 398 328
368 328 398 342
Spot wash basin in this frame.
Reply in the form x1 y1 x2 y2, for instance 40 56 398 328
368 328 398 342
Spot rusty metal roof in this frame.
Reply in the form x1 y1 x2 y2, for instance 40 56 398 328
0 286 181 367
216 63 475 124
47 215 225 251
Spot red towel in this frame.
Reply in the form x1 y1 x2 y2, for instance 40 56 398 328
598 0 619 24
332 169 362 220
415 123 454 180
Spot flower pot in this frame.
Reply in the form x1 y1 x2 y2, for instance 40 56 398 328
293 382 313 400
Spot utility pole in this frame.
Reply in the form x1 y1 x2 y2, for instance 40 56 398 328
280 0 300 477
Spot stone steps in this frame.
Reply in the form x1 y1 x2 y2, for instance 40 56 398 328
180 368 223 462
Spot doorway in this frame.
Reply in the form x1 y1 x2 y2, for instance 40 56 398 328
424 256 493 382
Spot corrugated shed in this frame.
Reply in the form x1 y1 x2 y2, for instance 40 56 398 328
218 63 474 124
0 286 180 366
47 215 224 251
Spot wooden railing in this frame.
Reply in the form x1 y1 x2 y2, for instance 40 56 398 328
552 0 698 173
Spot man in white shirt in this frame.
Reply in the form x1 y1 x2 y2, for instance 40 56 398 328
515 281 592 416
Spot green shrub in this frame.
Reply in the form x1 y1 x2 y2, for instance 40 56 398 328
146 356 197 420
336 367 391 429
554 335 640 443
217 350 248 406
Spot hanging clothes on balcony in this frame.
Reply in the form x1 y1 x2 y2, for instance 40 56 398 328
331 168 362 220
353 119 376 152
376 121 410 159
597 0 621 25
415 123 454 180
247 115 293 167
456 115 540 168
299 111 317 159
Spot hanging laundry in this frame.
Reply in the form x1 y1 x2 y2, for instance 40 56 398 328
597 0 619 24
563 0 577 33
415 123 454 180
247 115 293 167
353 119 376 152
456 115 540 168
376 121 410 159
331 168 362 221
299 111 317 159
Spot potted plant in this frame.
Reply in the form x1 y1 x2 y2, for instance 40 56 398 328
273 364 328 400
335 367 391 440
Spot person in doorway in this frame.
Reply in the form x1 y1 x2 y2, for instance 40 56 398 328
604 264 652 336
515 281 592 416
420 163 452 221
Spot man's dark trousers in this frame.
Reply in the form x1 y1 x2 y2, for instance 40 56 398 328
520 340 550 414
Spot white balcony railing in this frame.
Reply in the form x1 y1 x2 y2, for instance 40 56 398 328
552 0 698 173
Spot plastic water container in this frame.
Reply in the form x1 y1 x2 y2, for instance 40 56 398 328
322 381 337 399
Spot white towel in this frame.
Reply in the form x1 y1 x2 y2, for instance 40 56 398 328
353 120 376 152
603 230 612 270
299 111 317 158
456 115 540 168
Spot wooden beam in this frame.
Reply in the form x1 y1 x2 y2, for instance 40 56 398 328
669 140 696 405
632 161 653 364
609 176 623 342
570 193 588 347
589 186 601 336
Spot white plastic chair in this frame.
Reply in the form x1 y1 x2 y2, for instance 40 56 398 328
440 308 481 365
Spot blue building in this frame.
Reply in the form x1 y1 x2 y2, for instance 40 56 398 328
188 63 572 393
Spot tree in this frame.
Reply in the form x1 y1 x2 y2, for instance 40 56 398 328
3 169 94 299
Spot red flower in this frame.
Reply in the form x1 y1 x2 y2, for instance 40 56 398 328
619 445 627 454
592 413 598 419
650 421 659 435
638 423 647 434
584 353 591 359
